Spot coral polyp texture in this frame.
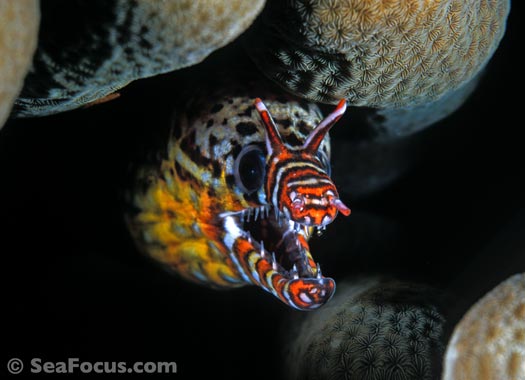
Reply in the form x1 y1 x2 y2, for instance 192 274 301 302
283 278 445 380
245 0 510 107
0 0 39 128
13 0 265 117
443 273 525 380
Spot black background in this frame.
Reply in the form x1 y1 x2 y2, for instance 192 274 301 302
2 4 523 379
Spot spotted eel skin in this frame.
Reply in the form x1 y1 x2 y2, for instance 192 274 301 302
126 91 350 310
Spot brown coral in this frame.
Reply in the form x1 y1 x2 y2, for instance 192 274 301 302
13 0 265 117
284 277 446 380
443 273 525 380
245 0 510 107
0 0 39 128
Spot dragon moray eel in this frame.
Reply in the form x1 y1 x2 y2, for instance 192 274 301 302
126 91 350 310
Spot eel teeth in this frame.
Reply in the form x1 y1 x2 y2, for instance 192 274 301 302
271 252 278 271
291 264 299 280
273 206 278 219
260 240 266 258
301 249 309 263
218 210 242 219
283 207 291 222
316 263 322 279
219 205 273 221
304 226 311 239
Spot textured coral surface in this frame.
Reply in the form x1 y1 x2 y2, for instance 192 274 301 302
443 273 525 380
284 278 445 380
246 0 510 107
14 0 265 117
0 0 39 128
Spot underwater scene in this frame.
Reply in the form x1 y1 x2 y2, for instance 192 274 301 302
2 1 523 379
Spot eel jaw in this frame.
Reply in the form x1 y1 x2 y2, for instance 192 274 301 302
220 205 336 310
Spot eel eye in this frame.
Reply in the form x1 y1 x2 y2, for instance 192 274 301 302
234 145 266 194
316 150 331 176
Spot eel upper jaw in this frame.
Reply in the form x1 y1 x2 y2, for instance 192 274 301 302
220 205 336 310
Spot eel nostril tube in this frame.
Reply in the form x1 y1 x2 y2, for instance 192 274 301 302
331 198 351 216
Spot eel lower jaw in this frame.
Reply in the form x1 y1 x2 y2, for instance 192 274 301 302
220 205 336 310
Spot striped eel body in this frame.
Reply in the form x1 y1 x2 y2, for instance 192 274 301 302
126 91 350 310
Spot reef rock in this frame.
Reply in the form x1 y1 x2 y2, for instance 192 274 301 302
284 277 446 380
246 0 510 108
0 0 39 128
13 0 265 117
443 273 525 380
245 0 510 138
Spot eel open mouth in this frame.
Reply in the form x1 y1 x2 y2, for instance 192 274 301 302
221 205 335 310
242 205 317 278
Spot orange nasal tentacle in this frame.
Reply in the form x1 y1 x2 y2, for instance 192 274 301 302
254 98 284 155
331 198 351 216
303 99 347 153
